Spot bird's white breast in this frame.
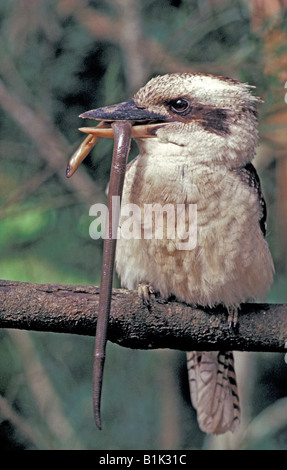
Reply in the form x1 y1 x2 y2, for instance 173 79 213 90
115 149 274 308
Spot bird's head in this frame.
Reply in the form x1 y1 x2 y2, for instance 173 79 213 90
69 73 262 176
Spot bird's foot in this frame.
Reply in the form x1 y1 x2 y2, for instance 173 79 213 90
138 283 155 309
227 306 239 330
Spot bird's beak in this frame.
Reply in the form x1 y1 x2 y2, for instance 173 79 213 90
79 99 170 138
66 99 170 177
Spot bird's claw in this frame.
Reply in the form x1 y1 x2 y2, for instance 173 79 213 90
227 306 239 330
138 283 155 309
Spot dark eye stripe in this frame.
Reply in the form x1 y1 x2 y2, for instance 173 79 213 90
166 100 232 136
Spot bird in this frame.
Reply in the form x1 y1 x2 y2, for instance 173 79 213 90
78 72 274 434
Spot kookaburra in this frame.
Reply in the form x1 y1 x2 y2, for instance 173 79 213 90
77 73 274 434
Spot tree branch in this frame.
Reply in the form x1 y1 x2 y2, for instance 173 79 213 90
0 279 286 352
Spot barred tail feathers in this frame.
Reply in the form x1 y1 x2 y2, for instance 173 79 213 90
186 350 240 434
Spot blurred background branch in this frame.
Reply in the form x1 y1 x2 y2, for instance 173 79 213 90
0 0 287 451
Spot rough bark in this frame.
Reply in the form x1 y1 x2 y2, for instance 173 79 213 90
0 279 286 352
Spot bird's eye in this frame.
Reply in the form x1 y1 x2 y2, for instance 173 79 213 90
169 98 190 114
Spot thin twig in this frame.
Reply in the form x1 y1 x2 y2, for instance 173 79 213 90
0 78 99 203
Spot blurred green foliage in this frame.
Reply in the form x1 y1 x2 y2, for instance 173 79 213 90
0 0 287 450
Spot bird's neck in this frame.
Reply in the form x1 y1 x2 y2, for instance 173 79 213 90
136 133 256 172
